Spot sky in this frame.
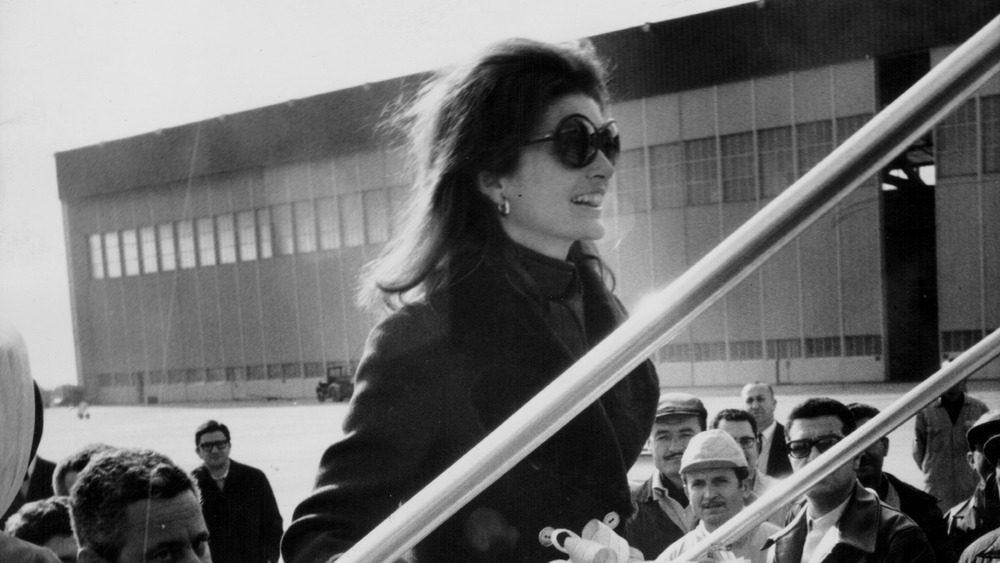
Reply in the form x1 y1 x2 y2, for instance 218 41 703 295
0 0 750 389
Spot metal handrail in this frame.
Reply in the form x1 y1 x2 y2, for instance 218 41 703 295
338 12 1000 563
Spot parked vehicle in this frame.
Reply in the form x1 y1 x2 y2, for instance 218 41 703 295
316 365 355 403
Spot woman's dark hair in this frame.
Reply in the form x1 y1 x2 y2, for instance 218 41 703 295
359 38 612 311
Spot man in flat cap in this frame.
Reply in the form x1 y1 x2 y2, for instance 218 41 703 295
946 409 1000 556
625 392 706 560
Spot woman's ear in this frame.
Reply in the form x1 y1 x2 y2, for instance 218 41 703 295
476 171 504 205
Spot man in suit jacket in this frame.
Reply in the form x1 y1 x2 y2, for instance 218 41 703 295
742 381 792 478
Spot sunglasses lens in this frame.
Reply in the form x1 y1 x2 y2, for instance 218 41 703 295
597 122 620 165
787 436 842 459
815 436 841 453
554 116 596 168
788 442 810 459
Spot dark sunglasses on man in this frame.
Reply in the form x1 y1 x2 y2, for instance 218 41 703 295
786 435 843 459
524 113 620 168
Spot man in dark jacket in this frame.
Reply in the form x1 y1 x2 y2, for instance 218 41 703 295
849 403 955 562
742 382 792 478
764 398 934 563
192 420 283 563
0 456 56 527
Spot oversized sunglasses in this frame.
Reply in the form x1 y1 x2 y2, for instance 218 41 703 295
524 114 620 168
786 435 842 459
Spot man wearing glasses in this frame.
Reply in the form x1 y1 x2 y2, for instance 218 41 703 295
764 398 934 563
710 409 786 526
847 403 954 563
192 420 283 563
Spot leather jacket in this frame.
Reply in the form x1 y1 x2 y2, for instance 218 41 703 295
764 481 935 563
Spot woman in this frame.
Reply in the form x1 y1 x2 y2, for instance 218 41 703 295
282 38 659 563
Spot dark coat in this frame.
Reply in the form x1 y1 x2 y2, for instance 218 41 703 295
764 481 935 563
280 253 659 563
765 423 793 478
0 456 56 527
624 477 686 560
192 459 283 563
883 472 956 563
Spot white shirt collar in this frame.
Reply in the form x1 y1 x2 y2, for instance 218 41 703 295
806 493 851 527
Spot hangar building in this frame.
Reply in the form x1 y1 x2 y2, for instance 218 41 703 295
56 0 1000 403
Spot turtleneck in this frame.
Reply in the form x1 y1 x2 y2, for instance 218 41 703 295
512 244 587 356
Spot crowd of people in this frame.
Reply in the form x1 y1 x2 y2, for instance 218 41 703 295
4 352 997 562
3 36 1000 563
0 412 282 563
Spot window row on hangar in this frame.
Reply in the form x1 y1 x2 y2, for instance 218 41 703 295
85 93 999 281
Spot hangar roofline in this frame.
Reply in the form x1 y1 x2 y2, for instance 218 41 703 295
56 0 999 201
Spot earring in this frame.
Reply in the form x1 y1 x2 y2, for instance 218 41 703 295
498 196 510 217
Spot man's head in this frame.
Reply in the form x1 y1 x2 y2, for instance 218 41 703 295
786 398 858 506
71 448 210 563
651 393 707 483
984 435 1000 491
966 410 1000 483
741 382 777 430
5 496 78 562
679 430 749 531
941 379 966 403
711 409 760 473
846 403 886 490
195 420 231 472
53 443 114 496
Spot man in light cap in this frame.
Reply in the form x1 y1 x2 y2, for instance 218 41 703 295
958 434 1000 563
946 409 1000 556
661 430 779 563
625 392 706 560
